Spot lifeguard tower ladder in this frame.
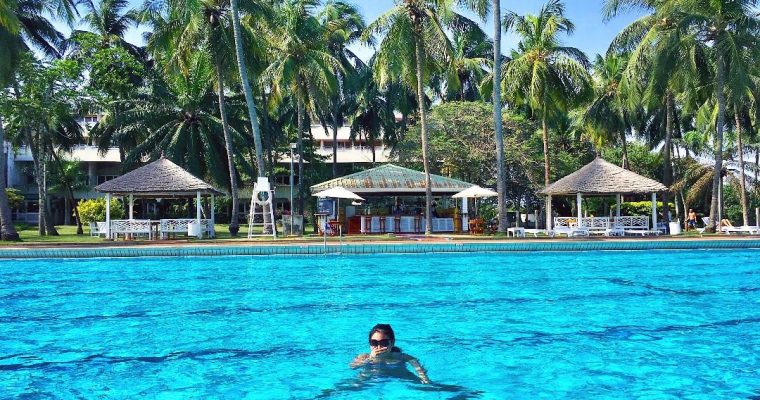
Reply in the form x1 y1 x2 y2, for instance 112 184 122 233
247 177 277 239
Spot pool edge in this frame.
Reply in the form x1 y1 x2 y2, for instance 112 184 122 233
1 239 759 258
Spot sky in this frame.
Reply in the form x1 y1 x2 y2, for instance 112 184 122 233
62 0 645 61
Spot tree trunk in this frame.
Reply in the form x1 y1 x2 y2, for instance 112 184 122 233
414 33 433 235
230 0 271 232
494 0 506 233
662 92 674 223
332 69 340 179
215 57 239 236
734 106 749 226
40 147 58 235
0 114 20 240
541 115 551 187
297 93 305 217
620 129 629 169
708 56 726 232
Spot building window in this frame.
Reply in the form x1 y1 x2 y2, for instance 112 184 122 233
97 175 118 185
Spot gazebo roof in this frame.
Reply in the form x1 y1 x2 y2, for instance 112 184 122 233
310 164 473 195
95 157 223 196
541 157 668 195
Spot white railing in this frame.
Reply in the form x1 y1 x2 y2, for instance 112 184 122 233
613 216 649 230
159 219 214 239
110 219 152 240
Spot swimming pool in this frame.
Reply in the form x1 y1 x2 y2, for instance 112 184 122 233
1 249 759 398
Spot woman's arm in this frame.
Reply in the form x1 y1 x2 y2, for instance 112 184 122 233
349 353 370 369
404 355 430 384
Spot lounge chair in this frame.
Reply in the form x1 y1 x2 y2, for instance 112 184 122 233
719 219 760 235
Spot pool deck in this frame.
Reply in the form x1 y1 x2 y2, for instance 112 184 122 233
1 235 759 258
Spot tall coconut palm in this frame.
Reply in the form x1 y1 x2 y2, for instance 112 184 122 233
102 52 252 188
320 0 366 178
493 0 506 232
502 0 591 227
0 114 20 240
264 0 340 215
146 0 248 235
578 53 633 168
662 0 760 231
365 0 488 234
229 0 268 178
73 0 141 56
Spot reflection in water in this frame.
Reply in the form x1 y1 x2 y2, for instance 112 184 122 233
317 363 483 399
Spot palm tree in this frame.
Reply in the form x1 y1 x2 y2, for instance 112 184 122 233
73 0 141 57
146 0 246 235
229 0 268 178
101 53 252 191
578 53 632 168
493 0 506 232
365 0 488 234
0 114 20 240
263 0 340 215
445 23 492 101
502 0 591 226
663 0 760 231
320 0 366 178
348 64 392 164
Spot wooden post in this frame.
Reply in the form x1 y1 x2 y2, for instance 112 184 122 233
576 193 583 224
616 193 621 218
546 195 552 230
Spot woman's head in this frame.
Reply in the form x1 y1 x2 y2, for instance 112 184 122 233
368 323 399 352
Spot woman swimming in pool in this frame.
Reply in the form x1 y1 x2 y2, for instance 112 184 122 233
349 324 430 384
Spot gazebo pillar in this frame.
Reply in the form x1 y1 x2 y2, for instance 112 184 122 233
128 194 134 220
211 194 215 235
546 195 552 229
651 192 658 231
196 190 202 239
616 194 621 218
576 193 583 222
105 193 111 239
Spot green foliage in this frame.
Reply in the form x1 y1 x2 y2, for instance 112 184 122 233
602 142 662 181
77 197 124 224
619 201 674 217
397 101 540 202
73 32 145 102
5 188 23 209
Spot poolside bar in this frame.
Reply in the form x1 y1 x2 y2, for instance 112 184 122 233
311 164 480 234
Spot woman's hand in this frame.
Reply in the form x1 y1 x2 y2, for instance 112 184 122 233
369 346 390 359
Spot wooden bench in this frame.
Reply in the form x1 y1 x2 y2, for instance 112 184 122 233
613 216 659 236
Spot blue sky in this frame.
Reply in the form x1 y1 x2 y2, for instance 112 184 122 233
68 0 645 60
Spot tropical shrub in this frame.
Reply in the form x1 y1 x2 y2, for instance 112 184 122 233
5 188 24 210
77 198 124 224
619 201 674 217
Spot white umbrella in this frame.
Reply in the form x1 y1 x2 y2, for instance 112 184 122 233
452 185 498 221
452 185 498 198
313 186 364 200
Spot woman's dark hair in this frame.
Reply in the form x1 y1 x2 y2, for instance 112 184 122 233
369 323 401 352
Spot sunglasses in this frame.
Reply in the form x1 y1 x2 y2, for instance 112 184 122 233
369 339 391 347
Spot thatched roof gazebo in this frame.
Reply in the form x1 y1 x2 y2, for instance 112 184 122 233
540 158 668 230
95 157 223 238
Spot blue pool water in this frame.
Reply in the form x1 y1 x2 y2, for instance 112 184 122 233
1 249 759 399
